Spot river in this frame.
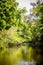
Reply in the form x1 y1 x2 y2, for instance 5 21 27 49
15 61 36 65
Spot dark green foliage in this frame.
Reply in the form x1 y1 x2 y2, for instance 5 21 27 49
31 0 43 64
0 0 19 30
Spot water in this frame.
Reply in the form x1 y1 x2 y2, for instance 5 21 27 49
15 61 36 65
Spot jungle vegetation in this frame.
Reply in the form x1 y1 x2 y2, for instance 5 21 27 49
0 0 43 65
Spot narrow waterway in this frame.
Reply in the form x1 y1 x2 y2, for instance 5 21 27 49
15 61 36 65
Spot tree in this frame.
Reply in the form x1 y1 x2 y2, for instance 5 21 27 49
0 0 28 46
30 0 43 64
0 0 19 30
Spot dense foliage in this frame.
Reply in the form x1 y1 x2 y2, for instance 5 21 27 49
0 0 27 30
0 0 43 65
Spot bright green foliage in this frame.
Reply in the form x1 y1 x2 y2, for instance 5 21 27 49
0 0 43 65
0 0 19 30
0 0 27 30
32 4 43 33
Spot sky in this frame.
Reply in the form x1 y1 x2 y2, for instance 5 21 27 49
16 0 37 14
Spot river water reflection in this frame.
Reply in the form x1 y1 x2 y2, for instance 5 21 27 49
15 61 36 65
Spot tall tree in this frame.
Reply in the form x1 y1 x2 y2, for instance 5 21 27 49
30 0 43 64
